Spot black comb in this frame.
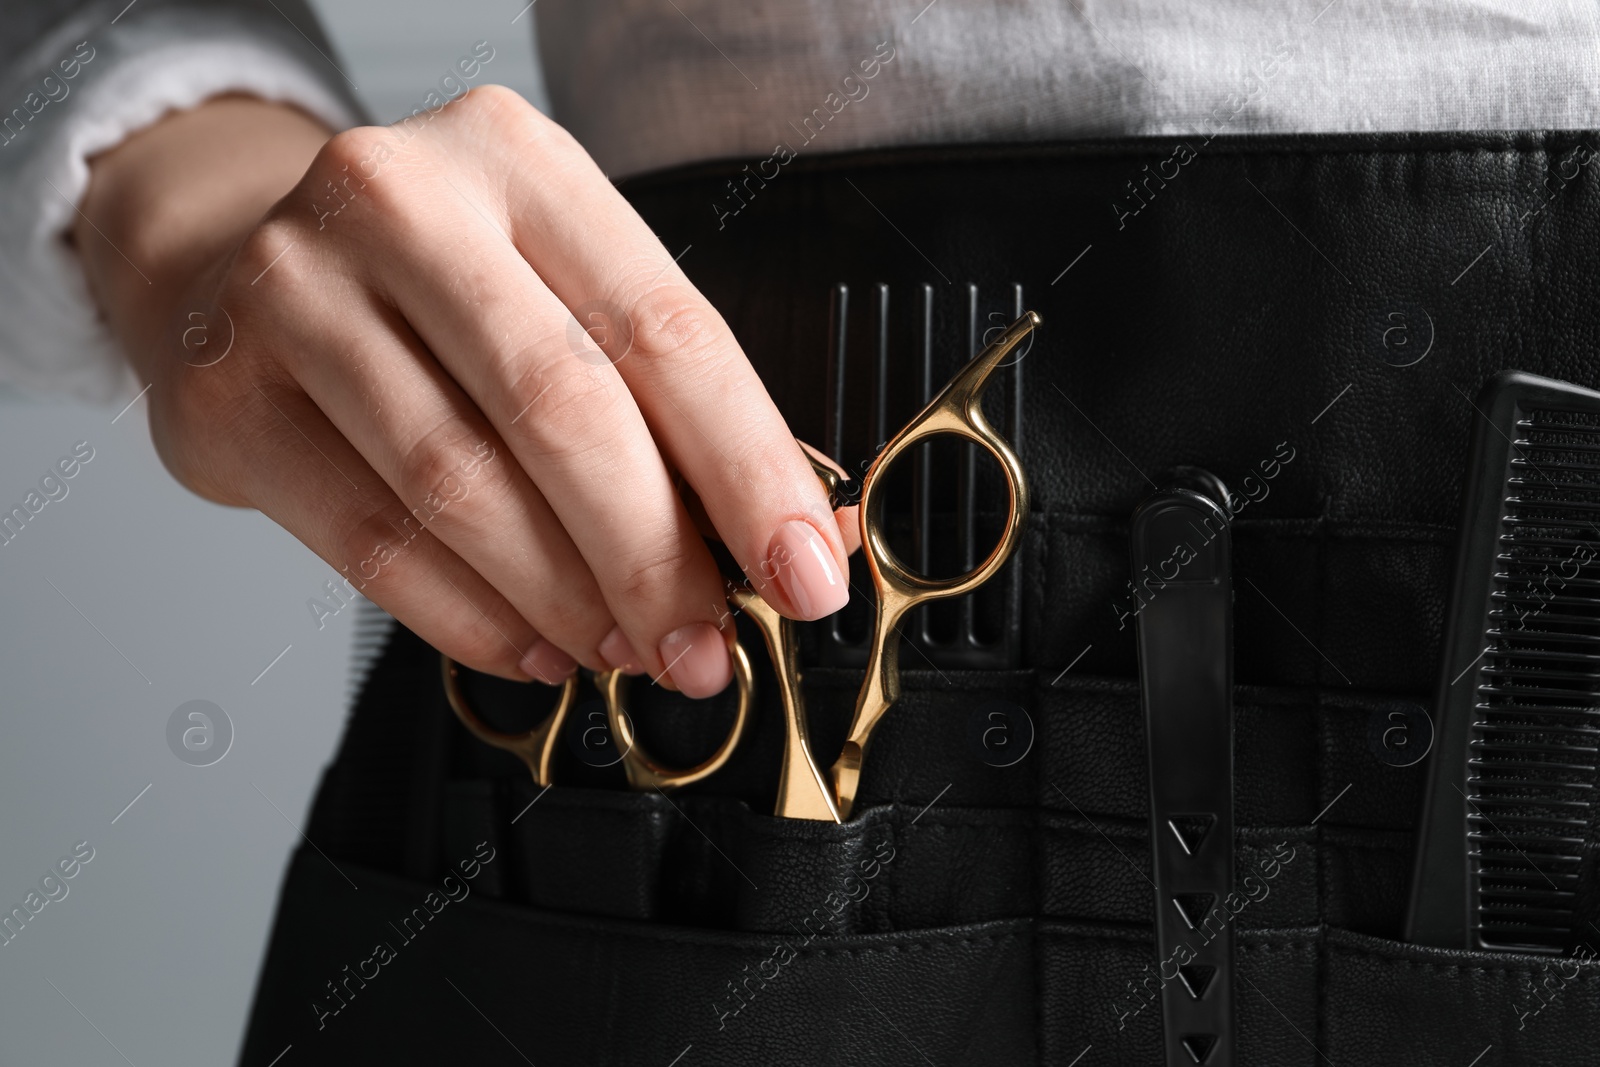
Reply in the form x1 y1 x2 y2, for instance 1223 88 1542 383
1408 371 1600 954
819 281 1026 670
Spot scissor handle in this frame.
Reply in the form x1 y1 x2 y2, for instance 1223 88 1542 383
712 456 853 822
801 447 861 510
600 639 755 792
728 585 843 822
863 310 1034 603
832 310 1037 817
440 654 578 786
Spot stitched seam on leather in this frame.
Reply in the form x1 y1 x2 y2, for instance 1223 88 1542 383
1313 494 1333 1047
1042 677 1429 713
1027 522 1049 1067
1314 495 1339 1050
1040 827 1321 923
478 916 1032 951
1325 942 1600 978
1030 839 1048 1059
1035 931 1322 944
1041 512 1456 542
909 811 1035 829
1031 507 1050 674
1238 939 1318 952
780 931 1028 959
1037 930 1160 948
1315 833 1412 852
1316 715 1334 1051
884 804 898 933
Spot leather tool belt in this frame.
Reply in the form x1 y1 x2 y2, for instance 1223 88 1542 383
240 131 1600 1066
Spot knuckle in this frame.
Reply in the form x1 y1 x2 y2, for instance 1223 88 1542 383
526 599 608 657
457 82 526 123
233 220 312 298
396 429 502 531
317 124 392 177
502 361 624 452
442 624 525 680
612 545 699 613
463 85 574 153
146 351 269 507
147 382 240 504
156 366 224 452
335 506 425 594
628 286 724 363
305 125 413 233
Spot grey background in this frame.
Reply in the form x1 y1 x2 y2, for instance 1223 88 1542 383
0 3 546 1063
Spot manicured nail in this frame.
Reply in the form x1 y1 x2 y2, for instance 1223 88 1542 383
519 639 577 685
599 626 645 675
767 519 849 620
658 622 731 699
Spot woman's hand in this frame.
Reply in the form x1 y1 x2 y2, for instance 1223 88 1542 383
74 89 857 698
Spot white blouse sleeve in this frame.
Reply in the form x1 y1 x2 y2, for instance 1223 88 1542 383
0 3 364 401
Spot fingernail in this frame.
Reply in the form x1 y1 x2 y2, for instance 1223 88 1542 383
767 519 849 620
599 626 644 675
519 639 577 685
658 622 731 699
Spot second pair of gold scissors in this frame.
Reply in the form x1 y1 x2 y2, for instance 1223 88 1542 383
738 311 1037 822
441 647 754 791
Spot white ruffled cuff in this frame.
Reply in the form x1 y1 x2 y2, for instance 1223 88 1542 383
0 16 363 402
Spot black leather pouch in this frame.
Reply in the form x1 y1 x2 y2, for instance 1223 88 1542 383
243 130 1600 1065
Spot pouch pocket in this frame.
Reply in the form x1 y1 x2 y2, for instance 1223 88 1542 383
719 802 899 935
443 778 679 921
792 666 1038 812
1322 927 1600 1066
242 847 1037 1067
722 801 1036 934
1038 676 1435 834
1041 815 1317 931
507 783 678 920
447 770 1040 934
1039 921 1320 1067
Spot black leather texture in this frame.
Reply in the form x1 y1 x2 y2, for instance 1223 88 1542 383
240 131 1600 1065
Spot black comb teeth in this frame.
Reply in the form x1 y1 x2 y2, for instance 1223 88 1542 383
1472 407 1600 950
818 281 1026 670
1409 372 1600 954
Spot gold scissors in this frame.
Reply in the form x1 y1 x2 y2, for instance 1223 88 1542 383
440 309 1035 818
440 468 842 813
440 646 754 791
828 309 1034 818
735 311 1037 821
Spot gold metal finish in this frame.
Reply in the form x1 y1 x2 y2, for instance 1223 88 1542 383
829 310 1037 817
711 445 850 822
600 642 754 791
440 641 753 793
802 449 850 508
728 585 842 822
440 310 1035 819
441 657 577 786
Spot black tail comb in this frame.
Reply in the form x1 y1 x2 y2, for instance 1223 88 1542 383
1408 371 1600 954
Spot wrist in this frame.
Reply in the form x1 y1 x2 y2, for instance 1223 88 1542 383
75 95 332 378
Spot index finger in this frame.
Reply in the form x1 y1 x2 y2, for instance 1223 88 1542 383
492 113 852 621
